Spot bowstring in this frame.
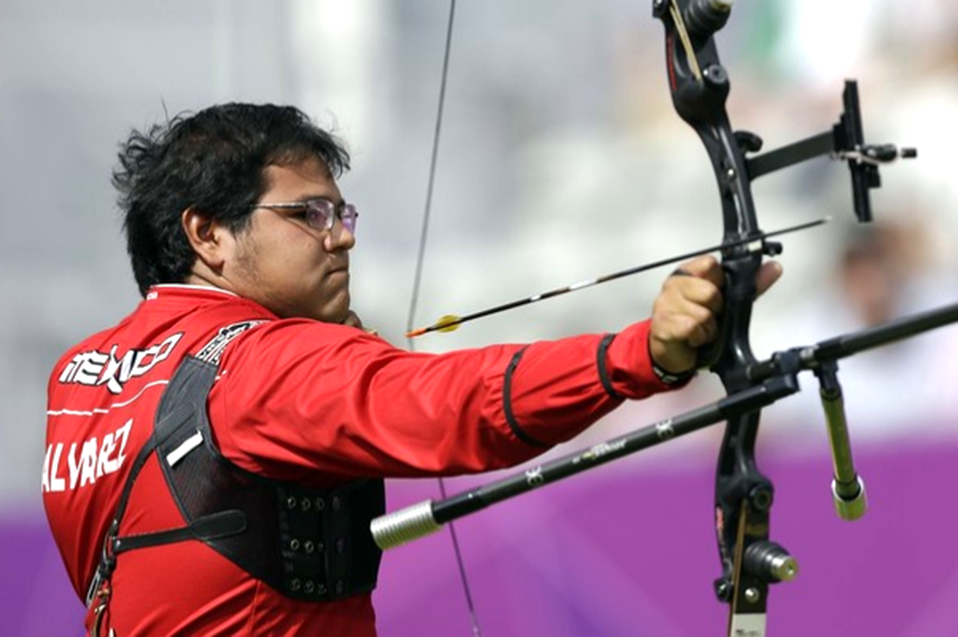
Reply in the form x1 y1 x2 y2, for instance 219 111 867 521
404 2 483 636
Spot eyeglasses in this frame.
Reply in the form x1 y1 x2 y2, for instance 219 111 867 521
252 198 358 235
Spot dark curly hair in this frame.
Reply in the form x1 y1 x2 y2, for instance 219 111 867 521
113 103 351 296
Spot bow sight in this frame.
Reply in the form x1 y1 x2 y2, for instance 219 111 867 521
745 79 918 223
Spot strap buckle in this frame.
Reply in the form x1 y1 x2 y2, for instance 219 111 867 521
90 580 114 637
85 520 118 608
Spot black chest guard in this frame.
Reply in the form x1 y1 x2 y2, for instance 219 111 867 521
87 324 385 606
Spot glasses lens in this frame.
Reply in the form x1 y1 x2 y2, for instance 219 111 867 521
340 205 358 235
306 199 335 231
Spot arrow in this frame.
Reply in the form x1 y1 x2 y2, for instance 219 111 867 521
406 217 828 338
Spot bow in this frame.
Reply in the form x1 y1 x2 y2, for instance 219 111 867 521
652 1 927 632
372 2 952 636
656 2 796 632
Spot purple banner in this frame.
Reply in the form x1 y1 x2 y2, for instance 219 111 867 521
7 437 958 636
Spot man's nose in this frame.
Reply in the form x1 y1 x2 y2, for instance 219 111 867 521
325 220 355 252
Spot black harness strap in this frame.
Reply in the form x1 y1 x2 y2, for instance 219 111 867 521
113 510 247 553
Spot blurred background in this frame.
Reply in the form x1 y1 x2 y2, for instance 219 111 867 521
4 0 958 634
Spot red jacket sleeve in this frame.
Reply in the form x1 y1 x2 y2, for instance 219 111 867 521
210 318 678 481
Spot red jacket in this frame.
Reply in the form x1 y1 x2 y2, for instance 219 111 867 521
43 284 675 636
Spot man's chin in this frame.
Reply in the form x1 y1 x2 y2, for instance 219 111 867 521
314 299 352 325
297 283 345 321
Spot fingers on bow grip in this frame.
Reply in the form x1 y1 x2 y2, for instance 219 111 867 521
666 258 726 368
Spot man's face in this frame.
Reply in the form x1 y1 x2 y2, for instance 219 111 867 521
223 157 355 323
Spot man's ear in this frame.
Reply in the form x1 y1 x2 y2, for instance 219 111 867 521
182 208 229 272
